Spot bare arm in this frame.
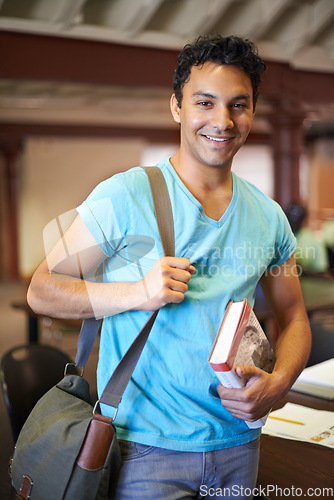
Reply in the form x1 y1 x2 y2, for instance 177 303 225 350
259 254 312 391
27 215 195 320
217 253 312 422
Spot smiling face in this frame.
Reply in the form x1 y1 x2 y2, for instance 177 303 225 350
170 62 254 172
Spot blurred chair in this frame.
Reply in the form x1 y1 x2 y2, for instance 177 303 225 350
0 344 77 442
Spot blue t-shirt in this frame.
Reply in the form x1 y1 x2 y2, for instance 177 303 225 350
77 158 296 452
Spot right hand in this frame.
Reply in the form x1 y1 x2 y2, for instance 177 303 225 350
136 256 195 311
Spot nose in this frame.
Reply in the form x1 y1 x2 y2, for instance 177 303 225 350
212 105 233 131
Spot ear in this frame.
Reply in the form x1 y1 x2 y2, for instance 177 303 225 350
170 94 181 125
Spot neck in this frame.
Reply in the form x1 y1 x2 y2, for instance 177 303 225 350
170 150 232 189
170 151 233 220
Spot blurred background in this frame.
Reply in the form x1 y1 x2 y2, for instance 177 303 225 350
0 1 334 497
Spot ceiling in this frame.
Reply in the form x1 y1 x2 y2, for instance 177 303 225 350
1 0 334 71
1 0 334 133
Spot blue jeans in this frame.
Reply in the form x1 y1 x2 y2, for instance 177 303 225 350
110 438 260 499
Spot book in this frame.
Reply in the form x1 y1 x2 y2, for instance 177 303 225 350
291 358 334 400
208 298 276 428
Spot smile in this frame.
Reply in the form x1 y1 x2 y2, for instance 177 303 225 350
204 135 232 143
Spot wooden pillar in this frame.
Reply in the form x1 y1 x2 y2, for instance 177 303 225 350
269 101 305 210
0 138 23 280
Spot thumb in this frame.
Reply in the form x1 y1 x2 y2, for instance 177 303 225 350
235 365 262 380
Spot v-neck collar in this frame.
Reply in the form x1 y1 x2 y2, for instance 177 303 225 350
163 159 238 228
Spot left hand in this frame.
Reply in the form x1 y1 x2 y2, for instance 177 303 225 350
217 366 287 422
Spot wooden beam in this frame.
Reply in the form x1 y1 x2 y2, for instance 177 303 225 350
0 122 180 143
0 30 179 87
0 138 22 279
260 61 334 105
2 30 334 105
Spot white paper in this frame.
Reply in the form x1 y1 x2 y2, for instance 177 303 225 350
262 402 334 449
298 358 334 387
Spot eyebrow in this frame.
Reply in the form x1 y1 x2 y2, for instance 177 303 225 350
233 93 251 101
192 92 216 99
192 91 251 101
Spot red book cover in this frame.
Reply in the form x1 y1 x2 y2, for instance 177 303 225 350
208 299 275 374
208 299 275 429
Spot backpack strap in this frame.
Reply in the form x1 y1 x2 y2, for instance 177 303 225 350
75 167 174 412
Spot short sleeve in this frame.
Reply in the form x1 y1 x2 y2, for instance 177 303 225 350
77 177 125 257
267 203 296 269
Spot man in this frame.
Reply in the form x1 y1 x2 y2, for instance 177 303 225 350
28 35 311 499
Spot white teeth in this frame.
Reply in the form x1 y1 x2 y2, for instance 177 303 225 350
205 135 229 142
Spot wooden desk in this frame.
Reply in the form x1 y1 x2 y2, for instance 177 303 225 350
257 391 334 499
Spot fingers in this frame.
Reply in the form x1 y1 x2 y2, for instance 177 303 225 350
217 384 259 421
161 256 195 274
138 256 195 310
160 258 193 290
157 260 191 304
217 383 248 403
217 369 274 421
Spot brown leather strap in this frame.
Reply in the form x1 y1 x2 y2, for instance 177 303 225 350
98 166 174 409
76 414 115 470
78 165 174 410
143 166 175 257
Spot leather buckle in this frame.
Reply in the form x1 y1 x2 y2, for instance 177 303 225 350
93 399 118 421
16 475 33 499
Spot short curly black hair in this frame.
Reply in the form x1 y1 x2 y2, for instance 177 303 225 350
173 34 266 110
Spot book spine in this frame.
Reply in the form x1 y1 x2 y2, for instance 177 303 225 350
225 299 251 367
209 300 234 360
214 367 244 389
